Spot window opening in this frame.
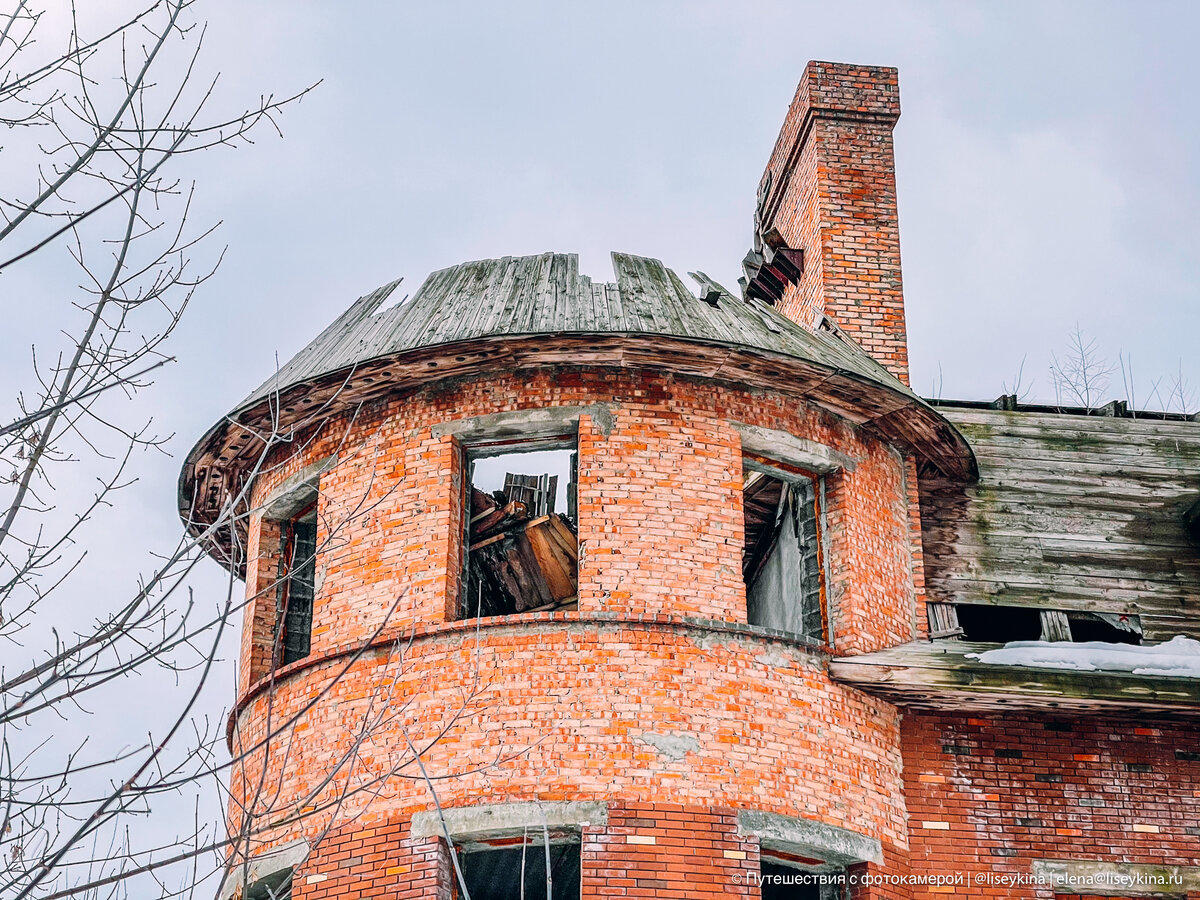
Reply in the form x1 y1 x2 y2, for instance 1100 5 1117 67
456 837 581 900
244 871 292 900
1066 611 1142 644
759 857 843 900
463 446 578 618
953 604 1143 645
955 604 1041 643
743 467 824 642
275 505 317 666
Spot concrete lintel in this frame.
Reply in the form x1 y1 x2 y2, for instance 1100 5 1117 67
432 404 613 446
734 422 856 475
410 801 608 842
1033 859 1200 896
737 810 882 866
260 455 336 521
217 838 309 900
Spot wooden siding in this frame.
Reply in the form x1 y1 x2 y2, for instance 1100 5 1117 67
920 406 1200 641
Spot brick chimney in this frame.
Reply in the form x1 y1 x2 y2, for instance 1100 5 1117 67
750 61 909 383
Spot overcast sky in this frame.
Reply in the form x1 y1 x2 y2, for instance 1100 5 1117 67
5 0 1199 886
166 0 1200 417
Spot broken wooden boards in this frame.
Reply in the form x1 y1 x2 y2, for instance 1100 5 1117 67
465 486 578 617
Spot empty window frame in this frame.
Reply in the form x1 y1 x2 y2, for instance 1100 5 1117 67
944 603 1142 645
462 442 578 619
742 462 826 643
455 837 581 900
275 505 317 666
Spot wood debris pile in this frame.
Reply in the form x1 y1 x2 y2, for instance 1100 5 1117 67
465 474 577 617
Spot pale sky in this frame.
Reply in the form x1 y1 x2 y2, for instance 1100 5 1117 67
4 0 1198 891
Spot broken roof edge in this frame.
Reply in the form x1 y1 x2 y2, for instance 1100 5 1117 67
237 251 924 411
829 638 1200 717
928 396 1200 423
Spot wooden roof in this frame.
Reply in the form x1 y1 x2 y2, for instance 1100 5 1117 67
829 639 1200 717
240 252 909 409
179 252 975 571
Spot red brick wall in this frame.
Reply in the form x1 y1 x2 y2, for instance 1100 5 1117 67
286 802 923 899
825 449 917 655
759 61 909 383
229 616 909 861
576 409 745 621
582 803 756 898
240 515 282 692
293 814 449 900
316 420 463 629
228 366 924 886
902 712 1200 899
241 368 919 665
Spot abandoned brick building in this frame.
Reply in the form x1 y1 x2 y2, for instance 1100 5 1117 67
179 62 1200 899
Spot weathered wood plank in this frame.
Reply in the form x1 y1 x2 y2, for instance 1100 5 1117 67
921 405 1200 641
829 639 1200 716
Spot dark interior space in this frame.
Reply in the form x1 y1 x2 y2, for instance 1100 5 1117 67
1067 612 1142 645
955 603 1042 643
760 861 822 899
458 842 581 900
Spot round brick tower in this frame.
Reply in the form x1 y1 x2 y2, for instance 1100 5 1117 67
181 62 980 900
182 247 973 900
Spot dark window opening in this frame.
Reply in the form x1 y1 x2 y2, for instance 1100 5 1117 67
1067 611 1142 645
456 840 580 900
954 604 1144 645
743 467 824 642
275 506 317 666
463 446 578 619
760 861 827 900
243 871 292 900
955 604 1041 643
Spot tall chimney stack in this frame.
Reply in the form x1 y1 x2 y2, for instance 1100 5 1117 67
751 61 909 383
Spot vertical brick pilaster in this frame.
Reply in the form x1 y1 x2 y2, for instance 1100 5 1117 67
849 844 914 900
241 514 282 691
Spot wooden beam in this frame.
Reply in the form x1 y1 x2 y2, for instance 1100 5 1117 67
829 640 1200 716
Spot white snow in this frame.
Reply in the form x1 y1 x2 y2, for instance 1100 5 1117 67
966 635 1200 678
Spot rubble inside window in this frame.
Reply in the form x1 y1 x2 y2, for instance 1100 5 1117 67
462 446 578 619
742 466 825 643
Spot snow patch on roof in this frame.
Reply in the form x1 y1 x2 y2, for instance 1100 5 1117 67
967 635 1200 678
